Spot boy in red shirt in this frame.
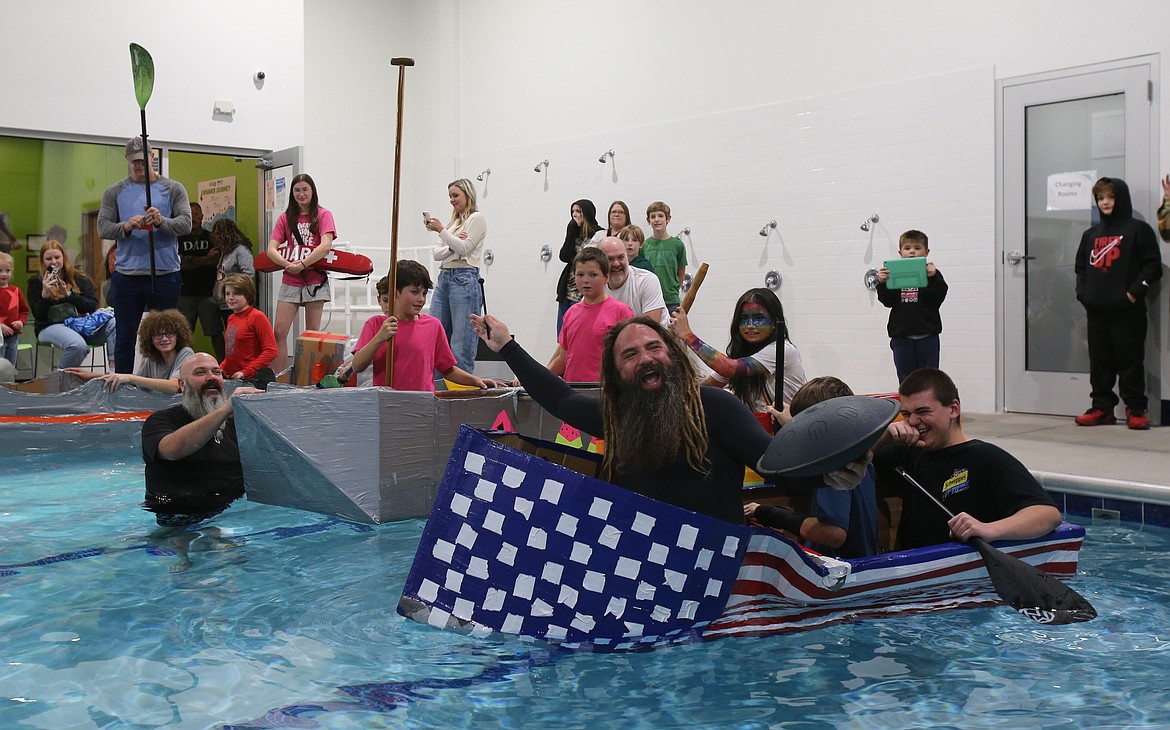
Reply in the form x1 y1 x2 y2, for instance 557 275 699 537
350 260 502 391
549 247 634 382
0 252 30 366
220 273 277 380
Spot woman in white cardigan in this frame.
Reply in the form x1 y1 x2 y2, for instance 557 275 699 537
424 178 486 373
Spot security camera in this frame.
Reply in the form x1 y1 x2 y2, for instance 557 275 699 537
254 71 266 82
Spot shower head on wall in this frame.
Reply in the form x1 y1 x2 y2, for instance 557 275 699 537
598 149 615 164
476 168 491 182
860 213 879 232
759 220 777 237
534 159 549 173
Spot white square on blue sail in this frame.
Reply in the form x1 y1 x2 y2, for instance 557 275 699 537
502 465 526 488
432 539 456 563
445 569 463 592
456 523 477 549
450 492 472 517
514 573 535 600
663 568 686 592
501 613 524 634
474 478 496 502
557 584 579 608
467 556 490 579
722 535 740 557
599 525 622 549
464 451 485 474
588 497 612 520
497 542 517 566
453 597 475 621
615 556 641 580
427 606 452 628
483 509 505 535
483 587 505 611
527 527 547 550
704 578 723 597
650 605 671 623
531 598 554 617
571 613 597 633
545 624 567 640
583 570 606 592
677 599 699 620
623 621 644 637
417 579 440 602
570 541 592 564
695 548 713 571
632 512 656 535
647 542 669 565
555 513 579 537
677 524 699 550
540 479 564 504
636 581 656 601
513 496 534 519
605 596 626 618
541 561 564 584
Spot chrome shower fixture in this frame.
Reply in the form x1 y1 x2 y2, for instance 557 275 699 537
759 220 777 237
476 168 491 181
534 159 549 173
598 149 615 164
682 227 692 236
860 213 879 232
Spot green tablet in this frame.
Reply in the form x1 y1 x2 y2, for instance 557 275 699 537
884 257 927 289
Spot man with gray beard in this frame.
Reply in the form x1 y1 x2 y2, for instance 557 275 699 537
471 314 867 524
141 353 262 570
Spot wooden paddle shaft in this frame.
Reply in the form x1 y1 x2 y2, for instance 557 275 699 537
385 57 414 387
679 262 709 313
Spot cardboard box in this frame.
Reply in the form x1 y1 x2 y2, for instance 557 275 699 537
294 330 349 386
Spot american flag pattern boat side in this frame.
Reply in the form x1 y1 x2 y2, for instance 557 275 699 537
399 426 1086 650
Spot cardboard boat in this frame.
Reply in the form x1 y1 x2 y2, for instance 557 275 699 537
232 386 601 524
397 427 1086 650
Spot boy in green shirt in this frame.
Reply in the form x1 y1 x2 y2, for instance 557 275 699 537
643 201 687 313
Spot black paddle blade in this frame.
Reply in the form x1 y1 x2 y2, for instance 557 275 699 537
972 538 1097 625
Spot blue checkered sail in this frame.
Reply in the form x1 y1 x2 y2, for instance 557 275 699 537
398 426 750 650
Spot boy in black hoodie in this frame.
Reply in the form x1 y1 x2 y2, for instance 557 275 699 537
1074 177 1163 429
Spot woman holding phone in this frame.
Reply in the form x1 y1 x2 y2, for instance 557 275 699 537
425 178 485 373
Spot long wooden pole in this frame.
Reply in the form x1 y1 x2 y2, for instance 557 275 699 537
385 57 414 387
679 262 709 313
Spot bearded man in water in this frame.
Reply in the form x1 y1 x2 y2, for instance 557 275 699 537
140 352 262 570
470 314 867 524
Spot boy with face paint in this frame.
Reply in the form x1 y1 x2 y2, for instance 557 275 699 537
876 230 948 383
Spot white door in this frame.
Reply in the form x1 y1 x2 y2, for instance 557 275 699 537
257 147 302 369
1000 59 1156 416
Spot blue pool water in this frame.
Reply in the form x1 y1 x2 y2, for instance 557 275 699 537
3 445 1170 729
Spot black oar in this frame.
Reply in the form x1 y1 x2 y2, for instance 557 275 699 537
896 467 1096 625
129 43 158 296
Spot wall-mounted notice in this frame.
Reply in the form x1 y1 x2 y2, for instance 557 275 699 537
197 176 237 226
1047 170 1096 211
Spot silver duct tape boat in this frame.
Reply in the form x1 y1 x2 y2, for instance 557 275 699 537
232 387 601 524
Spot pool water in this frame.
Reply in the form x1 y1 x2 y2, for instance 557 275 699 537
3 446 1170 729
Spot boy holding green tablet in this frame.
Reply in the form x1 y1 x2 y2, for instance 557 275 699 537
876 229 948 383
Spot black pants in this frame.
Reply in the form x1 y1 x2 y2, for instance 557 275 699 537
1087 308 1148 412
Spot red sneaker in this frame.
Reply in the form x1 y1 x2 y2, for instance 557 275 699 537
1074 408 1116 426
1126 408 1150 430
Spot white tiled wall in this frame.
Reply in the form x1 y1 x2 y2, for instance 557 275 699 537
365 67 997 410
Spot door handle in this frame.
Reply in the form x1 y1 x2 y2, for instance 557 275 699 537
1006 250 1038 265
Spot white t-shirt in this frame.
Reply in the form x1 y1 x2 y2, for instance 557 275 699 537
709 339 806 410
607 267 668 326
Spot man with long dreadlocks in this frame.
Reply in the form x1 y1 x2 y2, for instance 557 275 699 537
470 314 867 524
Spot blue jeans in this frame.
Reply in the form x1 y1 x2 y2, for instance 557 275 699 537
37 321 116 369
1 334 17 365
556 299 574 336
429 267 482 374
890 334 940 384
110 271 181 373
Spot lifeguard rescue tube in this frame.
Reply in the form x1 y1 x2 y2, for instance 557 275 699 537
254 245 374 277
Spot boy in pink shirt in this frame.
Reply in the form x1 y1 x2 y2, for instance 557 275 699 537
350 260 503 391
220 273 277 379
549 247 634 382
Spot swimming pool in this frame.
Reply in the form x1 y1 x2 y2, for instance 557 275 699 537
3 445 1169 729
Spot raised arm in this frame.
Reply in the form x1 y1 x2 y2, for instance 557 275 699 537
670 307 769 379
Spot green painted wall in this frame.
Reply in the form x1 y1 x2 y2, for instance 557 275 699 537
0 137 45 289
